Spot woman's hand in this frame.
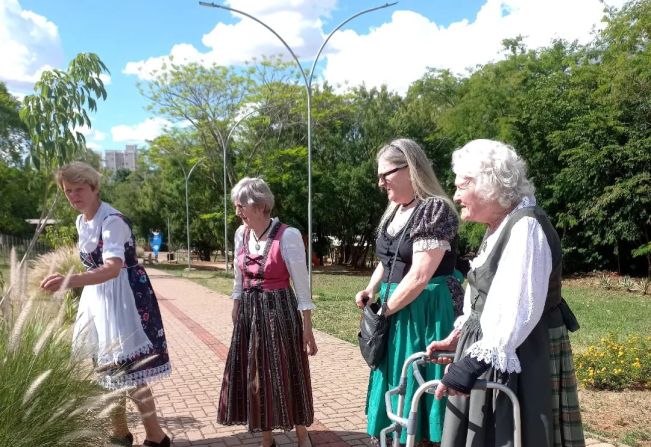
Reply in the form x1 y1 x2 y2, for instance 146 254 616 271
355 289 374 308
434 364 469 399
303 327 318 356
426 328 460 364
40 273 67 292
231 300 241 326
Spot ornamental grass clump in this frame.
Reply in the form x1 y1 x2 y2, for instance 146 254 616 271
27 244 85 325
575 334 651 391
0 249 112 447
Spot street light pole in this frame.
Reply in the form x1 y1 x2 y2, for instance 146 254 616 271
219 107 261 275
200 1 397 296
182 161 202 271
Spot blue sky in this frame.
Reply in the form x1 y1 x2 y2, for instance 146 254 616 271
1 0 624 152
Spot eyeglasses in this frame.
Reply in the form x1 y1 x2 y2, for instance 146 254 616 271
454 178 474 191
377 165 408 182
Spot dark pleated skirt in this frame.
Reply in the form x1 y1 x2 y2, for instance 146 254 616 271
441 312 585 447
217 287 314 432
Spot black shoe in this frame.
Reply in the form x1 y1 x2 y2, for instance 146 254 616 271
143 435 171 447
109 432 134 446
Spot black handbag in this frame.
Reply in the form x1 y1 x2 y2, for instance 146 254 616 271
358 204 419 369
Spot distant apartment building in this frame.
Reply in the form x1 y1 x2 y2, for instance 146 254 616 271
103 144 137 171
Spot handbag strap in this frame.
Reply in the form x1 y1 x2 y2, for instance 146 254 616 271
381 201 421 310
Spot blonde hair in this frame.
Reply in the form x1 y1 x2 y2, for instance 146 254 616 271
376 138 455 230
55 161 101 191
231 177 275 215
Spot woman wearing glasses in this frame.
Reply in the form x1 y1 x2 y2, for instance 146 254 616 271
218 177 317 447
356 138 464 444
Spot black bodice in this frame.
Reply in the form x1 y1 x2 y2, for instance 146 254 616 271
375 205 458 283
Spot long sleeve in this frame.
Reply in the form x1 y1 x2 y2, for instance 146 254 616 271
465 216 552 373
231 225 245 300
454 286 472 329
280 227 316 311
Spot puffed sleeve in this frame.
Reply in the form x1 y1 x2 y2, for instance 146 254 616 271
231 225 245 300
464 217 552 373
101 215 131 262
410 197 459 253
280 227 316 311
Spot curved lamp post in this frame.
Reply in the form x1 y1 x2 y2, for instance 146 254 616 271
216 107 263 274
181 160 202 271
199 1 398 295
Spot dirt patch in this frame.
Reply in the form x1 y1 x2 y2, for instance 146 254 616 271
580 388 651 446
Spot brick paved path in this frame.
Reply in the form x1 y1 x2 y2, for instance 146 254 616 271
128 269 613 447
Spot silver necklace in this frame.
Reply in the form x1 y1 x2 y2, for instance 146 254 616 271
252 220 272 251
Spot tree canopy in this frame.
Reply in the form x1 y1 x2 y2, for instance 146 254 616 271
2 2 649 276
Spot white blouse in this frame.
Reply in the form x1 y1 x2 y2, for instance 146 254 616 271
455 196 553 373
231 218 316 311
76 202 131 262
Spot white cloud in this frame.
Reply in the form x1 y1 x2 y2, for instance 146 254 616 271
124 0 627 93
0 0 64 93
111 117 173 143
99 73 111 86
323 0 628 94
124 0 337 80
74 125 106 150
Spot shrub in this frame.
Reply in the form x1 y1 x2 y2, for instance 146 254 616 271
575 334 651 391
40 225 78 249
0 252 112 446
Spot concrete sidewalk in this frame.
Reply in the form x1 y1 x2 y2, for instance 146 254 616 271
128 269 614 447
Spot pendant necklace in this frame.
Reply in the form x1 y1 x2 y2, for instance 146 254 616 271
252 220 273 251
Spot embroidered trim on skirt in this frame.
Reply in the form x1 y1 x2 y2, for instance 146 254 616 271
218 287 314 432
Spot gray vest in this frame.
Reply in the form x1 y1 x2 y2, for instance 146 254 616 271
467 206 563 325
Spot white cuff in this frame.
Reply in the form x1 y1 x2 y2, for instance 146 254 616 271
413 238 451 253
465 340 521 373
297 301 316 311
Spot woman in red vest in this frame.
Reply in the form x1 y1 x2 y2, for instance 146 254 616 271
218 177 317 447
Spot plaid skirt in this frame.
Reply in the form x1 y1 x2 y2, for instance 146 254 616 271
217 287 314 432
549 325 584 447
442 315 585 447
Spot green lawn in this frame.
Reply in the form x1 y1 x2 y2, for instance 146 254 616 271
152 264 651 352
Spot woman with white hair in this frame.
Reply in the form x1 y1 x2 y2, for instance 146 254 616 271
218 177 317 447
357 138 464 444
41 161 171 447
428 139 585 446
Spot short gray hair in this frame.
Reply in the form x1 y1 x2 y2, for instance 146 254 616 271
452 139 535 209
231 177 275 214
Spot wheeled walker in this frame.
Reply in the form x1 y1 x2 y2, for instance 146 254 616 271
380 351 522 447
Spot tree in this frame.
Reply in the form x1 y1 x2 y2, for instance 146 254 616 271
0 82 29 164
9 53 108 268
20 53 108 171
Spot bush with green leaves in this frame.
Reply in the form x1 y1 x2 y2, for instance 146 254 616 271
0 252 113 446
575 334 651 391
40 225 78 249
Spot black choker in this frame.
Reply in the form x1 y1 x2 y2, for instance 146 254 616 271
252 220 273 251
400 198 416 208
